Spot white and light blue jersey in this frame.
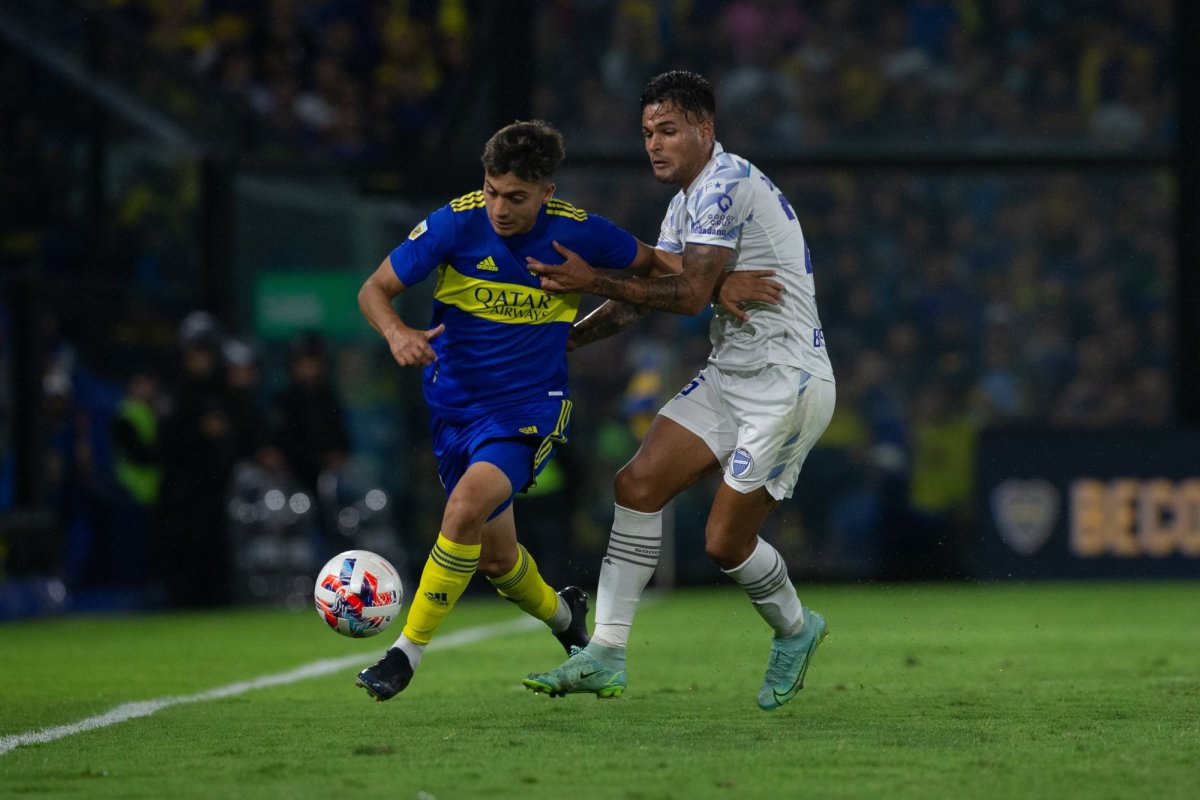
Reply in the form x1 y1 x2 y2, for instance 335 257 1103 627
656 143 834 382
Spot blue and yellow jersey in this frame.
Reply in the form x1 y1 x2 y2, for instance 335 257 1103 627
389 193 638 421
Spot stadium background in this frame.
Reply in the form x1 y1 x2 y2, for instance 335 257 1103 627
0 0 1195 617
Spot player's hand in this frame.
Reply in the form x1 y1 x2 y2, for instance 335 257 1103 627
385 323 444 366
717 270 784 322
526 241 596 294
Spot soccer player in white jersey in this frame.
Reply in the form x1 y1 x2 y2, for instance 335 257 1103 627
522 70 835 710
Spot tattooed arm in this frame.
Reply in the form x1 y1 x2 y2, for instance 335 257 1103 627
562 240 683 350
567 301 650 350
529 240 734 316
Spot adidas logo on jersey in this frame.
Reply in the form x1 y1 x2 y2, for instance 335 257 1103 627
476 256 498 272
519 425 539 435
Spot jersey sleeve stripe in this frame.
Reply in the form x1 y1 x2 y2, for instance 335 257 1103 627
546 199 588 220
450 191 485 211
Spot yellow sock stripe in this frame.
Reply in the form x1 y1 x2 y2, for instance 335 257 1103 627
432 541 481 563
490 546 531 592
429 534 480 574
433 532 482 558
431 546 479 574
533 400 573 471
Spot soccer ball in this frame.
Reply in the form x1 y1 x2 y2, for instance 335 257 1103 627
314 550 403 638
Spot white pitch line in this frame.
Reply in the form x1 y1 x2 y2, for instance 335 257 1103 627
0 615 542 757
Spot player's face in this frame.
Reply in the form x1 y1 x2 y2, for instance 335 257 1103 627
482 173 554 236
642 101 714 188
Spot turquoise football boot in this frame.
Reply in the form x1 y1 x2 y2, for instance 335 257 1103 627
523 642 626 699
757 610 828 710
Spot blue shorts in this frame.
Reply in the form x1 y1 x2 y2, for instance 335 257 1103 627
430 398 573 519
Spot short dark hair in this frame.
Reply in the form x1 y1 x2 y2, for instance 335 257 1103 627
641 71 716 123
481 120 565 183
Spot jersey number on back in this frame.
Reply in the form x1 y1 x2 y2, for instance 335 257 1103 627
760 174 798 223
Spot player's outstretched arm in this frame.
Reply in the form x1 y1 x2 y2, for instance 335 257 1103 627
565 241 683 350
358 257 444 367
570 265 782 342
529 241 733 316
564 239 686 347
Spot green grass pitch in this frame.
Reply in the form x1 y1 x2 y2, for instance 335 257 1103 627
1 581 1197 799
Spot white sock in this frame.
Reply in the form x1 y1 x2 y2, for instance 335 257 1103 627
593 504 662 648
391 633 426 670
724 538 804 638
546 594 571 633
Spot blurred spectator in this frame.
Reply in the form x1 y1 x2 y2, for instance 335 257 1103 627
892 383 979 578
1127 366 1173 427
973 315 1029 422
41 352 130 592
42 367 88 580
156 311 239 607
108 368 163 587
794 356 885 577
1052 334 1129 427
270 331 351 497
222 336 285 472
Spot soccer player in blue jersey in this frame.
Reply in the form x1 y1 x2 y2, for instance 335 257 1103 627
522 71 834 710
353 120 777 701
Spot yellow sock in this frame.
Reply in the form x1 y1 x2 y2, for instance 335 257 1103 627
486 544 559 622
401 533 481 646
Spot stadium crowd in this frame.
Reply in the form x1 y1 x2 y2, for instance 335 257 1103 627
84 0 1175 157
98 0 474 162
533 0 1174 150
0 1 1180 600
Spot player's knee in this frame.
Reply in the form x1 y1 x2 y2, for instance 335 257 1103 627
703 538 733 569
704 530 751 570
441 492 490 537
613 463 664 511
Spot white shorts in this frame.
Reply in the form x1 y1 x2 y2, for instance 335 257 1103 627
659 364 836 500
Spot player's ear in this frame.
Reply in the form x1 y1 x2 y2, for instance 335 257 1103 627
541 181 556 204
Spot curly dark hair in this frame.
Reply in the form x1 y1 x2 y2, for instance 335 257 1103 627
640 70 716 123
481 120 566 183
